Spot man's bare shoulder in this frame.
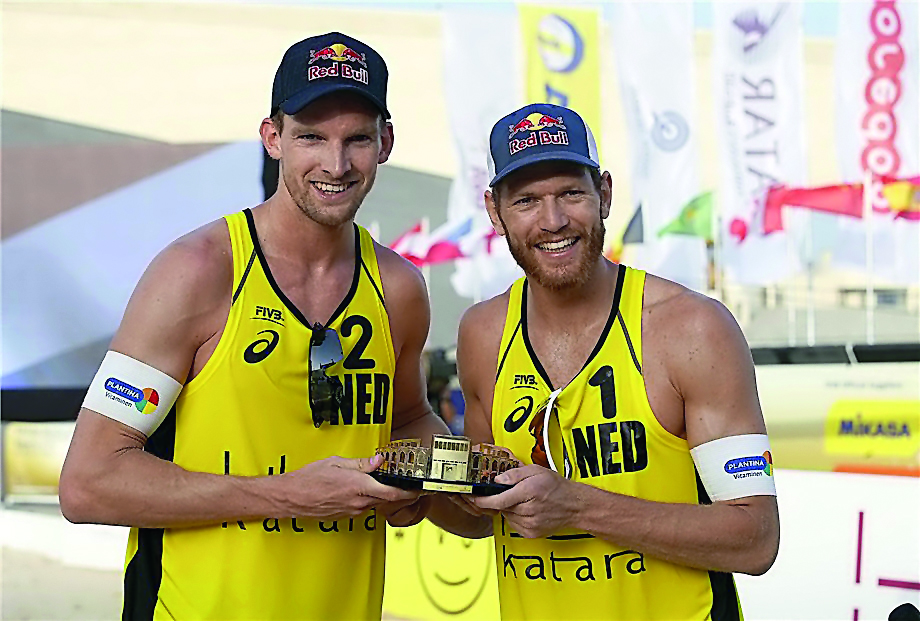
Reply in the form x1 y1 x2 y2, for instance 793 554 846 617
460 292 511 342
110 218 233 369
457 290 512 372
643 273 750 373
644 274 739 334
148 219 233 298
373 240 428 306
455 292 511 404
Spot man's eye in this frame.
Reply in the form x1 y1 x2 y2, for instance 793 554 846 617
297 134 321 141
349 135 373 143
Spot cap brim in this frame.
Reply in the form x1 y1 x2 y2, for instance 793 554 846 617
279 83 390 119
489 151 599 187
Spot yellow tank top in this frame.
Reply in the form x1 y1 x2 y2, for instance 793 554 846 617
123 210 395 620
490 265 743 621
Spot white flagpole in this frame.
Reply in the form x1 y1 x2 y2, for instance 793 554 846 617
785 231 797 346
368 220 381 242
421 217 431 287
805 211 816 346
863 170 875 344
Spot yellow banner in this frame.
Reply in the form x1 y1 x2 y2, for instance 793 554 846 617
383 521 500 620
519 4 602 154
824 400 920 457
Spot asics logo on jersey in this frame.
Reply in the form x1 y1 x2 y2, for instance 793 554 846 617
244 330 280 364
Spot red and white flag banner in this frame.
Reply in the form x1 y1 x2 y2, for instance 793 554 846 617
834 0 919 283
713 2 808 284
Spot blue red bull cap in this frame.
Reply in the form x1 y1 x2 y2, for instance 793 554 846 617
271 32 389 118
488 103 599 187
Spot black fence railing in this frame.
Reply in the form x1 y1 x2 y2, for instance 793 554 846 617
3 343 917 423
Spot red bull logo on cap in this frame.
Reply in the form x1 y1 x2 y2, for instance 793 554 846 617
508 112 568 156
308 43 367 66
307 42 369 85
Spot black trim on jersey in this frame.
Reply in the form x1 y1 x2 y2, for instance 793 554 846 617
362 258 386 309
231 247 257 306
123 406 177 620
243 209 361 331
695 469 742 621
495 320 522 382
580 263 626 372
520 283 554 389
617 311 642 375
521 263 627 390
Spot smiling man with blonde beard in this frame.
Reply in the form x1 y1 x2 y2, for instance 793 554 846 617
437 103 779 620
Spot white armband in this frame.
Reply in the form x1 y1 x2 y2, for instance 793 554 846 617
82 351 182 436
690 434 776 502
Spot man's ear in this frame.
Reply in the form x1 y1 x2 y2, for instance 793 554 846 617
378 121 394 164
599 171 613 220
484 190 506 236
260 117 282 161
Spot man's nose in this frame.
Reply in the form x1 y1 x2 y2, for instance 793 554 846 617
322 143 352 179
540 198 569 232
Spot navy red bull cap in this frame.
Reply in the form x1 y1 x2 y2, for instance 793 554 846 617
488 103 599 187
271 32 389 118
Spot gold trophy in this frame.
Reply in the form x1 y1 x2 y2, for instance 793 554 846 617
371 435 519 495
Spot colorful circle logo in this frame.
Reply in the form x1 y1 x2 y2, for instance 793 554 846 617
762 451 773 476
135 388 159 414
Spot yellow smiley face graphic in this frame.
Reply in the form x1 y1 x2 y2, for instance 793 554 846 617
416 521 494 615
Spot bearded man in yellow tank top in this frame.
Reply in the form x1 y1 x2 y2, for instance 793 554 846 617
59 32 451 621
438 104 780 621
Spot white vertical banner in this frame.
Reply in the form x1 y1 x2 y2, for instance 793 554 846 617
833 0 919 284
713 2 808 284
442 4 523 301
606 2 704 290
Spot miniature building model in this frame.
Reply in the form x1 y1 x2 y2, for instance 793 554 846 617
376 435 518 486
430 435 470 481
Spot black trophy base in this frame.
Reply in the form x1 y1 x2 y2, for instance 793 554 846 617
370 471 512 496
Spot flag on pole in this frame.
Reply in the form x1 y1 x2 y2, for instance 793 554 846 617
658 192 713 240
880 176 920 219
606 2 703 288
622 204 644 244
388 217 475 267
712 1 807 284
442 4 522 300
763 183 864 234
424 217 473 265
389 222 424 262
606 204 643 263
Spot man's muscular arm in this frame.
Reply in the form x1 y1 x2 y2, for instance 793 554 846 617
475 293 779 575
59 223 414 529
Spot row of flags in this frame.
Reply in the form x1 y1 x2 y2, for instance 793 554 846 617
415 1 919 296
388 216 498 268
394 173 919 269
613 174 920 246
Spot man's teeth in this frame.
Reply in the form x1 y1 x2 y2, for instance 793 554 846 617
537 238 577 252
313 181 349 194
